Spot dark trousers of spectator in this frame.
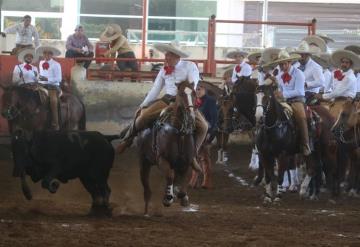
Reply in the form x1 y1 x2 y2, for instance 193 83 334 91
65 50 94 69
117 51 138 72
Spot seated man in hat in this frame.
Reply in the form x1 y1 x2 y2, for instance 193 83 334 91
1 15 40 55
315 49 359 119
36 46 62 130
65 25 94 69
227 49 252 84
292 41 325 101
116 42 208 169
268 50 311 156
12 48 38 84
100 24 137 72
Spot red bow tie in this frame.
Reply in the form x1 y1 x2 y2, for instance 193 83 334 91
334 70 345 81
24 63 32 71
235 65 241 73
42 62 50 70
164 65 175 75
195 97 203 108
281 72 292 84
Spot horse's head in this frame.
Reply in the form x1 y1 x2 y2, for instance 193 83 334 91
255 84 277 125
1 85 44 131
176 81 196 119
218 94 236 132
332 100 360 136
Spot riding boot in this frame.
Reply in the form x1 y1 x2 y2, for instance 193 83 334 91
116 122 136 154
49 89 59 130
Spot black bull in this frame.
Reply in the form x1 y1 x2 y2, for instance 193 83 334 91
11 130 117 215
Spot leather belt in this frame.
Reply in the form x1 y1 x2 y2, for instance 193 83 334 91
286 96 305 104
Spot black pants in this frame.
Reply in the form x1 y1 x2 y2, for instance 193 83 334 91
117 51 138 72
65 50 94 69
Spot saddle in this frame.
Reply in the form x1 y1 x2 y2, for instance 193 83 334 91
279 102 293 120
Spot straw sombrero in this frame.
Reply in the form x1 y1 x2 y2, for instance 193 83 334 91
303 35 327 53
17 48 38 63
311 52 331 69
99 24 122 42
344 45 360 56
264 50 301 68
292 41 321 55
247 50 262 63
226 49 248 59
260 48 281 65
331 49 360 70
153 42 189 58
35 46 61 57
317 33 335 44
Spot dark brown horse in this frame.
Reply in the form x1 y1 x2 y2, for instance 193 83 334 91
137 81 196 215
216 76 257 164
1 84 86 133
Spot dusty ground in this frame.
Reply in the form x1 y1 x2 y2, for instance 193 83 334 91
0 142 360 247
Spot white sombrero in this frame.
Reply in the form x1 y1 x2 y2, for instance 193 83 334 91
153 41 189 58
226 49 248 59
99 24 122 42
303 35 327 53
247 50 262 63
311 52 331 69
317 33 335 44
292 41 321 55
344 45 360 56
35 46 61 57
264 50 301 68
331 49 360 70
17 48 39 63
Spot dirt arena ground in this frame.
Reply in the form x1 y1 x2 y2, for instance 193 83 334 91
0 141 360 247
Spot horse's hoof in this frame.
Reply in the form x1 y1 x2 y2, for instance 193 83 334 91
89 205 113 217
288 185 298 193
273 197 281 204
310 194 319 201
163 195 174 207
263 196 272 205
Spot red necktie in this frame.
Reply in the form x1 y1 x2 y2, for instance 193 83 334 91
42 62 50 70
235 65 241 73
164 66 175 75
24 63 32 71
195 98 203 108
281 72 292 84
334 70 345 81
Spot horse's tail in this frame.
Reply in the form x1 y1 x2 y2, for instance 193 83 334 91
78 100 86 130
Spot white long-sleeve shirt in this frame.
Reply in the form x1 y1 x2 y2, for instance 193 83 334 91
12 63 38 84
277 66 305 99
38 59 62 86
296 58 325 93
322 69 332 93
231 61 252 83
5 23 40 47
356 73 360 93
323 69 356 100
141 60 200 107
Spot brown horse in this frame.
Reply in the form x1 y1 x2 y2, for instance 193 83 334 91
137 81 196 215
332 100 360 197
1 84 86 133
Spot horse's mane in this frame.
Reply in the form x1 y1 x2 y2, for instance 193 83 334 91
233 77 257 93
8 85 42 106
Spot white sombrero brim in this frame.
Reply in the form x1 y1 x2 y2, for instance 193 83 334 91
36 46 61 57
226 50 248 59
17 48 39 63
317 33 335 43
331 50 360 70
344 45 360 56
153 43 189 58
303 35 327 53
264 54 301 68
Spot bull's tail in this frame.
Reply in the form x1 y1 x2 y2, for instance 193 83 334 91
78 100 86 130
